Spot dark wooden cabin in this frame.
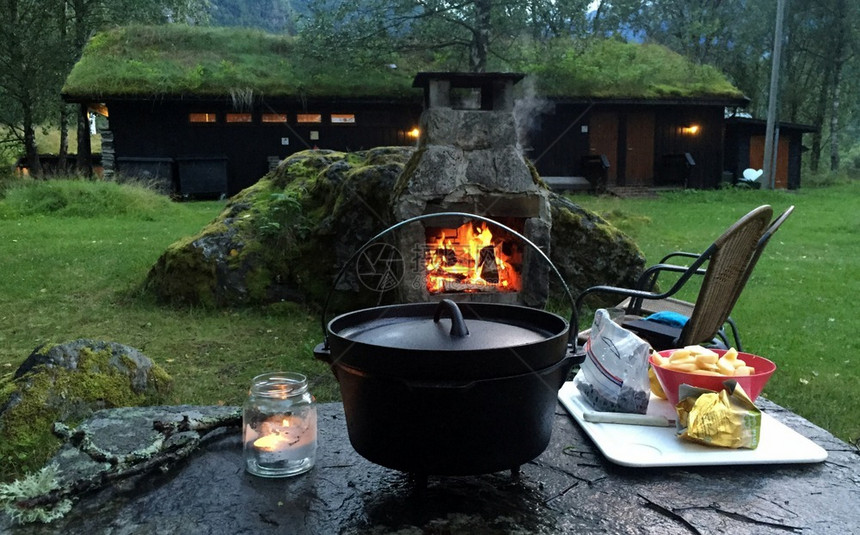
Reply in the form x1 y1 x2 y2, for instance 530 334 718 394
527 97 748 190
724 117 816 189
63 26 763 196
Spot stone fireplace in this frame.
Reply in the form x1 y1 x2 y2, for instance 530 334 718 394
392 72 552 306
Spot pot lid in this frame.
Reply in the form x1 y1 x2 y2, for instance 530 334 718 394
330 299 564 351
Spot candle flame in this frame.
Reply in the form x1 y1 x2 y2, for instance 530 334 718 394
253 433 290 452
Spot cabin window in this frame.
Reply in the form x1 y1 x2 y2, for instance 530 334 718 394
226 113 252 123
331 113 356 124
189 113 216 123
262 113 288 123
297 113 322 124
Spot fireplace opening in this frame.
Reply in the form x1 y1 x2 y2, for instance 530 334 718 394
423 219 524 295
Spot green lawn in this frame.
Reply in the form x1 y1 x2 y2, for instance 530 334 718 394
0 178 857 469
0 180 338 418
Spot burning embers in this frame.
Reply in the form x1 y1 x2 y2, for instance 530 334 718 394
425 221 522 294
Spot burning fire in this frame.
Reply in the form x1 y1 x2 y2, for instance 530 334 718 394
425 222 520 293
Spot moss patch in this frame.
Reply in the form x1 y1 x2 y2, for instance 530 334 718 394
549 195 646 310
63 26 420 100
63 26 743 103
0 342 172 482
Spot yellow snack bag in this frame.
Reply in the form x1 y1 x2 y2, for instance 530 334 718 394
675 381 761 449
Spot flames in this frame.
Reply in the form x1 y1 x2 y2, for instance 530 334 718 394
425 222 521 293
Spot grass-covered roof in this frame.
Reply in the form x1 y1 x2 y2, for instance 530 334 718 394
63 25 745 103
62 25 419 101
521 39 745 101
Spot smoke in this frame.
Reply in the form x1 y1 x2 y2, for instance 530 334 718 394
514 76 554 155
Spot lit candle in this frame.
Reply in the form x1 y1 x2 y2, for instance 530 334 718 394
243 372 318 477
251 414 317 464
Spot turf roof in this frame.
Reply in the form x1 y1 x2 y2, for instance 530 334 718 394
62 25 745 103
523 39 745 101
62 25 419 101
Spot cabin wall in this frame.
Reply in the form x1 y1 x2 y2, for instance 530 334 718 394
520 103 592 177
107 100 421 196
652 105 725 189
723 121 809 190
529 103 727 189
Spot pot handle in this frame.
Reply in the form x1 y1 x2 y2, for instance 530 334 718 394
433 299 470 338
320 212 579 351
313 342 332 365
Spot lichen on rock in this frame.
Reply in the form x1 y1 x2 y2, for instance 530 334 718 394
0 340 172 482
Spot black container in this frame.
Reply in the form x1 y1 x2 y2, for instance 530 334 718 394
325 354 576 476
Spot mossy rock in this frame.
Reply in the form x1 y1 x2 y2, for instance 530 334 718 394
145 147 416 309
549 195 646 306
0 340 172 482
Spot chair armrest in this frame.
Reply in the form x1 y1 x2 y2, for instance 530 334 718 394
576 243 716 339
575 283 676 318
658 251 702 264
633 263 707 296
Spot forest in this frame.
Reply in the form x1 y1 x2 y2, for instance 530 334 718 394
1 0 858 179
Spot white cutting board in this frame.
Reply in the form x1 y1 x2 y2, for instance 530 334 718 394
558 381 828 467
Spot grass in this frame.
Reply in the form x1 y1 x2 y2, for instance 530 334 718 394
33 128 101 156
526 38 744 99
63 25 419 99
0 177 857 474
0 127 101 165
0 178 338 415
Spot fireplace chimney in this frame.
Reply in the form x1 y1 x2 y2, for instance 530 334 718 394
392 72 552 306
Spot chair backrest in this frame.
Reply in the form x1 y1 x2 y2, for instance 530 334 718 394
678 205 773 346
720 205 795 321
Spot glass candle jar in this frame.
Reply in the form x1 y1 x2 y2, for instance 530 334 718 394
243 372 317 478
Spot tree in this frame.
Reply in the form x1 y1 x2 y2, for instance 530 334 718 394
300 0 591 73
774 0 858 172
0 0 209 177
209 0 307 34
599 0 860 175
0 0 68 176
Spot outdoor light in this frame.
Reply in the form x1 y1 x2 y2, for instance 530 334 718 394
407 127 421 139
682 124 700 135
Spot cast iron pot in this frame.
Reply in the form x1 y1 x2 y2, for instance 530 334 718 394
314 213 582 476
315 299 575 476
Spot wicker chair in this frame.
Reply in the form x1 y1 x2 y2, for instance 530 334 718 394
575 205 777 351
620 205 795 350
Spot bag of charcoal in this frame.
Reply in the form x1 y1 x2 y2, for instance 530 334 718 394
574 309 652 414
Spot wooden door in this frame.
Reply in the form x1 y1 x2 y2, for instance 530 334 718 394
750 135 789 188
625 112 655 186
588 112 618 182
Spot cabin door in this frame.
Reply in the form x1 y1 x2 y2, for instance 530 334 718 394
750 135 789 189
588 112 618 183
625 111 655 186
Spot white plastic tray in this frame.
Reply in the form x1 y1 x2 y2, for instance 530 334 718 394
558 381 828 467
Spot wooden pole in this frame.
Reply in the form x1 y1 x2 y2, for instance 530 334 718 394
763 0 787 189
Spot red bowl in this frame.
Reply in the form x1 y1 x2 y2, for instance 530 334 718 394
650 349 776 406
